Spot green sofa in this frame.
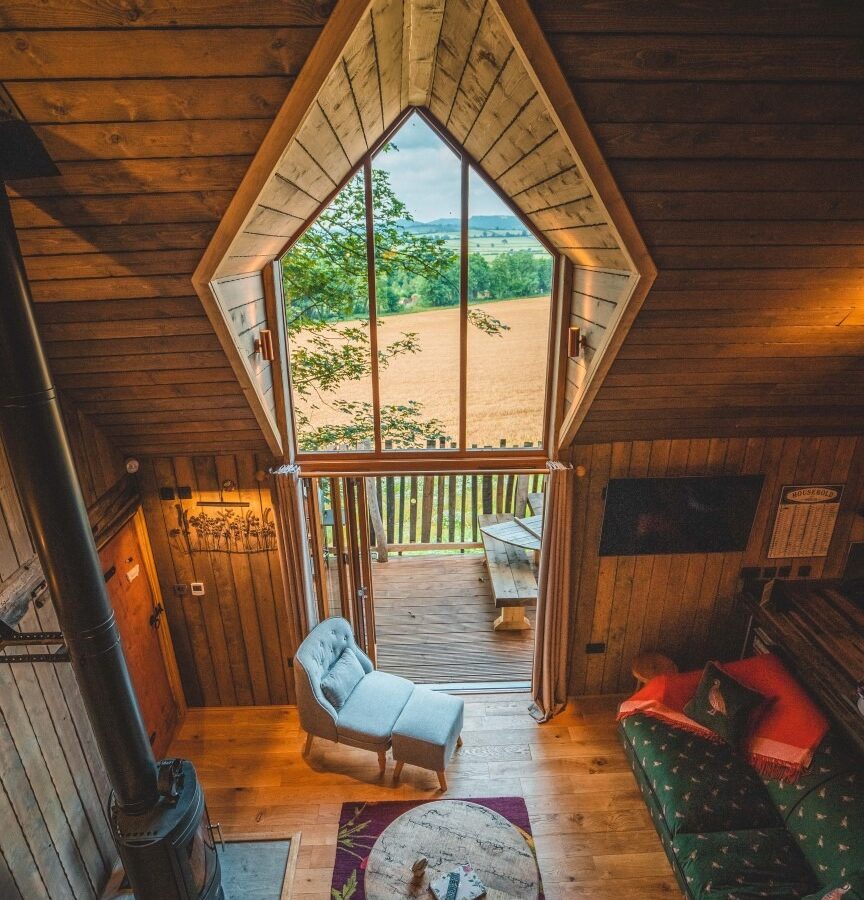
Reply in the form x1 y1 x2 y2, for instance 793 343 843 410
619 713 864 898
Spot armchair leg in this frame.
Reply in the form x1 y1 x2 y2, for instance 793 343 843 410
304 733 314 756
437 770 447 792
457 735 463 748
377 749 387 776
393 761 404 784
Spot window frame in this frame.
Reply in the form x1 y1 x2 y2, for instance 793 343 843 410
278 106 565 474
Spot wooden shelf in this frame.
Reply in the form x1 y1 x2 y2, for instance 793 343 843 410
743 578 864 755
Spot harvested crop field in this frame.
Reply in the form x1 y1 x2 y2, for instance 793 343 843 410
294 296 550 448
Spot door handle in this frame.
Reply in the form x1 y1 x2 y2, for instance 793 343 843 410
149 603 165 629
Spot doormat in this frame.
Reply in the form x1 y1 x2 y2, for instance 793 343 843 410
331 797 543 899
101 833 300 900
220 835 299 900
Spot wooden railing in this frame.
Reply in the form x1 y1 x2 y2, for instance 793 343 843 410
372 468 546 554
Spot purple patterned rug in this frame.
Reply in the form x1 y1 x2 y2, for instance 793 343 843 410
330 797 544 899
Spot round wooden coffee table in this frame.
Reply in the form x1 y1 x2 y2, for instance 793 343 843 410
365 800 541 899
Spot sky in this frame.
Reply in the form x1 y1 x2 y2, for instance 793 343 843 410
372 113 513 223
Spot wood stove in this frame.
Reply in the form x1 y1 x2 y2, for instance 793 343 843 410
112 760 224 900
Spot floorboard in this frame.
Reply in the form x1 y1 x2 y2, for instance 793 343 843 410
170 694 680 899
368 553 535 684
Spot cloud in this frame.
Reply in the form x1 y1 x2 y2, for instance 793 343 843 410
373 113 511 222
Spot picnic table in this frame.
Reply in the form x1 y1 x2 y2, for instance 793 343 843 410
478 513 538 631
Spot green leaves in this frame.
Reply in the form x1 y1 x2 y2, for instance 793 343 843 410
331 870 357 899
298 400 450 451
279 123 551 452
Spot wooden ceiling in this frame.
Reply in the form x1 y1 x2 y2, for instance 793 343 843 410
0 3 323 456
2 0 862 454
207 0 634 279
538 0 864 443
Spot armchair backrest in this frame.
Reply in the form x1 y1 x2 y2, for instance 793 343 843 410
294 617 374 738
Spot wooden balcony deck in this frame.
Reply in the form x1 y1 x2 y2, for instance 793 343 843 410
372 552 535 684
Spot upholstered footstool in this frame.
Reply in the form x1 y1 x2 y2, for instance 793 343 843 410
391 689 464 791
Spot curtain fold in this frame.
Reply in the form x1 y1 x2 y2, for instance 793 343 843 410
270 465 317 660
530 461 575 722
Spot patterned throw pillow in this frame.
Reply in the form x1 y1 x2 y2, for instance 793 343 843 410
805 873 864 899
320 646 365 710
683 662 767 746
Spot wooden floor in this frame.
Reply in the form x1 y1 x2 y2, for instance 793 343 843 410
371 553 536 684
170 694 679 900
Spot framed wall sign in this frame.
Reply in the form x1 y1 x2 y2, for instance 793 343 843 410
767 484 843 558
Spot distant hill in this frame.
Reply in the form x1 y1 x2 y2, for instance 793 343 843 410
398 215 529 234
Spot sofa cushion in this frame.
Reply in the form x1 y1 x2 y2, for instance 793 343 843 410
336 670 414 749
805 873 864 899
673 828 818 899
621 713 782 836
787 770 864 887
763 732 859 820
684 662 768 747
320 647 365 711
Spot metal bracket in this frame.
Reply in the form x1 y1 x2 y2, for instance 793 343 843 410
0 619 69 663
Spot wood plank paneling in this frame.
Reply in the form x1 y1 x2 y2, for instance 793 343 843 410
568 435 864 695
1 12 317 455
0 434 119 899
2 0 860 449
0 1 332 28
140 452 296 706
541 0 864 442
211 272 277 422
0 29 320 79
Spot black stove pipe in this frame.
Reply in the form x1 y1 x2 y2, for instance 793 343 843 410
0 187 160 814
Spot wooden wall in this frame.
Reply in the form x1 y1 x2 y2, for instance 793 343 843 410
211 272 277 424
565 268 636 408
4 0 863 451
0 434 118 898
139 452 296 707
1 3 323 456
568 434 864 695
533 0 864 441
62 402 126 506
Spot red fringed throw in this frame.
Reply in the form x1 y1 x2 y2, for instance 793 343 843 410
618 653 828 781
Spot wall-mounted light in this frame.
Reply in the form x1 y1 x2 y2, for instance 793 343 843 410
254 329 275 361
567 326 589 359
196 478 250 508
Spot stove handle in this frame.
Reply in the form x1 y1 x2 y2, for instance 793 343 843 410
209 821 225 850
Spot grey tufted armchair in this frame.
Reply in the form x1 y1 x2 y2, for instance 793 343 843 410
294 617 415 774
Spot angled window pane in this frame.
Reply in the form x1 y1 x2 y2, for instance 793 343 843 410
281 170 374 452
466 169 553 450
371 113 461 450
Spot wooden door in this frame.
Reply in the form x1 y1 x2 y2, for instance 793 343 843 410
99 516 179 758
326 477 377 664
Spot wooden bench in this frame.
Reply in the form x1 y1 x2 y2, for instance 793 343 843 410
528 492 544 518
478 513 537 631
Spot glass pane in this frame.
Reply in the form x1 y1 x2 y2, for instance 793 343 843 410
281 170 374 452
371 113 461 450
466 170 553 449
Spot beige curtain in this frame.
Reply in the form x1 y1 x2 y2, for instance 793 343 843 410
530 461 575 722
271 465 317 655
